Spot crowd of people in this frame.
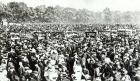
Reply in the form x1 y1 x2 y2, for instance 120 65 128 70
0 24 140 81
6 23 138 32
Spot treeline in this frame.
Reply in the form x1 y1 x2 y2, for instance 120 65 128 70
0 2 140 24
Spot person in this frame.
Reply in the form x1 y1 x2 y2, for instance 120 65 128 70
0 61 10 81
132 71 140 81
71 54 82 81
0 24 139 81
47 65 58 81
82 68 91 81
121 68 131 81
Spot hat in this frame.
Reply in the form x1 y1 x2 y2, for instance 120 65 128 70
32 71 38 76
28 44 32 48
25 67 30 70
59 54 64 58
10 49 15 53
135 49 138 52
38 46 43 50
21 52 27 56
30 48 36 53
121 68 128 74
104 58 111 64
51 50 58 54
102 49 106 52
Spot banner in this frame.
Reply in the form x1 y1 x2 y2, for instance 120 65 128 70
51 32 64 36
85 32 96 38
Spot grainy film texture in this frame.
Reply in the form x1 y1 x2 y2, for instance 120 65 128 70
0 0 140 81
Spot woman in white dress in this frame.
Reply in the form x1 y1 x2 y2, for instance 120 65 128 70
0 63 10 81
72 57 82 81
44 59 58 81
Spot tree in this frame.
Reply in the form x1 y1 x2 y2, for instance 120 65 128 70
103 8 112 24
44 6 56 22
122 11 133 24
112 11 121 24
35 5 46 22
7 2 30 22
0 2 12 24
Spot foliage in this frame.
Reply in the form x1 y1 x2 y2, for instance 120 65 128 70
0 2 138 24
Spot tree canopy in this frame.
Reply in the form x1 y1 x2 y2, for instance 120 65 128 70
0 2 139 24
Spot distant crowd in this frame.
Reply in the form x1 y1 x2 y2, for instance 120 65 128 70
0 24 139 81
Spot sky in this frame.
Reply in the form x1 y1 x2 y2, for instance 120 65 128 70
1 0 140 12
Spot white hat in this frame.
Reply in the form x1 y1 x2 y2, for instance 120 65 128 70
10 49 15 53
38 46 43 50
59 54 64 58
51 50 58 54
104 58 111 64
31 48 36 53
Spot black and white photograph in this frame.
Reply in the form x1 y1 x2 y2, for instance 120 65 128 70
0 0 140 81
